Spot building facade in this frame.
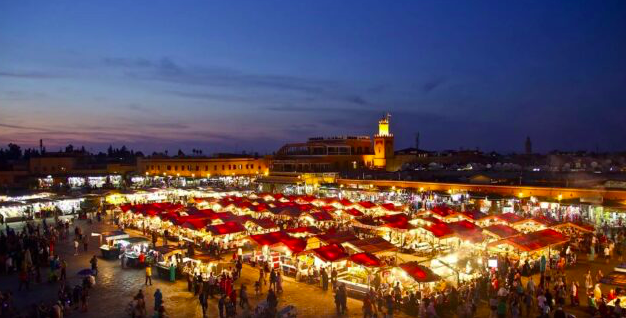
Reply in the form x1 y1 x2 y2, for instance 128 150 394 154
271 115 402 173
137 156 270 177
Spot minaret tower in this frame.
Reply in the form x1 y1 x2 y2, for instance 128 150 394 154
373 113 394 169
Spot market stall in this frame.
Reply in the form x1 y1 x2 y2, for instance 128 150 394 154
206 221 248 250
487 228 569 264
296 243 350 284
150 245 184 280
96 230 130 259
119 237 151 268
383 261 441 294
459 210 497 227
247 231 307 276
338 252 383 298
182 253 223 279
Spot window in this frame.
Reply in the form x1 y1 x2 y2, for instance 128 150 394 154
167 165 171 171
157 165 161 171
174 166 178 171
222 165 225 170
195 166 199 171
181 166 185 171
214 165 217 170
228 165 232 170
238 164 242 169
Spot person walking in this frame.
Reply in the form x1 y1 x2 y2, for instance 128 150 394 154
74 239 79 255
269 268 277 292
199 290 208 317
571 281 579 306
154 288 162 312
60 260 67 281
239 284 249 309
322 268 329 291
584 270 593 293
90 255 98 276
218 294 226 318
145 265 152 286
235 259 242 279
276 271 283 294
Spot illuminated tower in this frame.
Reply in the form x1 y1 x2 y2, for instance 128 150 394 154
373 113 394 168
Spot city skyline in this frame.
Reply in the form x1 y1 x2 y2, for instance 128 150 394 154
1 1 625 154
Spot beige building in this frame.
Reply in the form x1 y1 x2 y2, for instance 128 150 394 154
137 156 270 177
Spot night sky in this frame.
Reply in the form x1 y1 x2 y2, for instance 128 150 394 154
1 1 625 154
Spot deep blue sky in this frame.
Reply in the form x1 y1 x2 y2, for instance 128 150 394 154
1 1 625 154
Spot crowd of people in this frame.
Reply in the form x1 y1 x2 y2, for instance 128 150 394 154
0 212 107 317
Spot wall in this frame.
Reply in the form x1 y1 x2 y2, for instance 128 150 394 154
138 157 270 177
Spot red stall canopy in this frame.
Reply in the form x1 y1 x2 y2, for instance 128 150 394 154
347 237 397 254
358 201 376 209
307 211 334 222
448 220 485 243
380 203 399 212
484 224 520 239
338 199 353 207
248 218 278 230
493 229 569 252
206 222 246 236
423 222 454 238
461 210 490 221
315 231 358 245
399 262 440 283
344 208 364 217
310 243 349 262
249 231 290 246
495 213 525 225
180 217 210 231
350 252 382 268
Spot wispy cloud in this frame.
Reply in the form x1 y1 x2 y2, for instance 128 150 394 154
0 70 61 79
103 56 373 106
421 78 446 93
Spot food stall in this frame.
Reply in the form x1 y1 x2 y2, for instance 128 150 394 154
247 231 307 277
393 261 441 293
244 218 279 234
119 237 151 268
338 252 383 298
301 211 335 227
97 230 130 259
206 222 248 249
296 243 350 284
487 228 569 264
150 245 184 280
182 253 223 279
344 237 398 266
